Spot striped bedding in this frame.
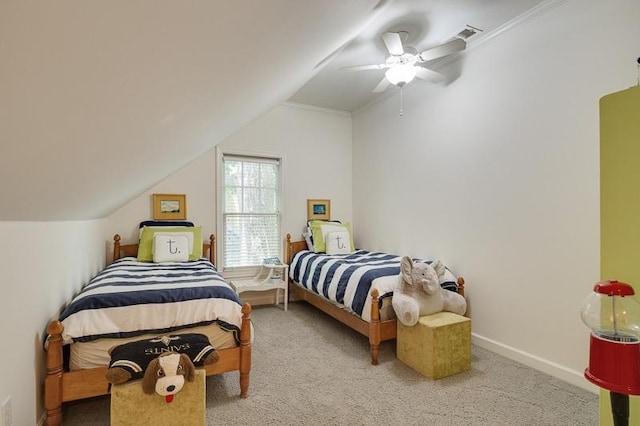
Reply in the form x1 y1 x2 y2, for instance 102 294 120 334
58 257 243 345
289 250 458 322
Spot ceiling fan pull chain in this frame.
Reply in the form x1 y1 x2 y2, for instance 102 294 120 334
399 86 404 117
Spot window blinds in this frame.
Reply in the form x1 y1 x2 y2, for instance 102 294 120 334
222 155 281 268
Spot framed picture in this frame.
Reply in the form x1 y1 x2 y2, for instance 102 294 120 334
153 193 187 220
307 199 330 221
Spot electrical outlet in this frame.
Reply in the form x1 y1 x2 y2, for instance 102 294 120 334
1 396 11 426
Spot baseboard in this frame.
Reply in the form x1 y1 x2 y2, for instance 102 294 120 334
472 333 599 394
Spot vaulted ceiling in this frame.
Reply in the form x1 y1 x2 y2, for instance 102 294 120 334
0 0 544 221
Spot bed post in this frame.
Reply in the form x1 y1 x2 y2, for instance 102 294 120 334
369 289 381 365
112 234 121 261
45 320 64 426
457 277 465 298
239 302 252 398
285 233 292 263
208 234 216 265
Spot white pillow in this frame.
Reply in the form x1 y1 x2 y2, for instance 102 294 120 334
153 234 190 263
325 231 352 255
153 231 194 253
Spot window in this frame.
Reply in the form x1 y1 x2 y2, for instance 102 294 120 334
221 154 281 271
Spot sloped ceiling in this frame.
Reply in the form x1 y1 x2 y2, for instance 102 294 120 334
0 0 547 221
0 0 389 221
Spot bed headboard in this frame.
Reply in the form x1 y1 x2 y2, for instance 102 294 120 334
285 233 308 264
112 234 217 266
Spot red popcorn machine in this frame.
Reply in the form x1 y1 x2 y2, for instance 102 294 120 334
581 280 640 426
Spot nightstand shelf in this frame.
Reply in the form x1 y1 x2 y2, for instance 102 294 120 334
231 263 289 311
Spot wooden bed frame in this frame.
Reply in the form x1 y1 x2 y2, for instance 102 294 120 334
284 233 465 366
44 234 252 426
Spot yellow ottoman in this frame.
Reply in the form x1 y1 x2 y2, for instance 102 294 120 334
397 312 471 379
110 369 206 426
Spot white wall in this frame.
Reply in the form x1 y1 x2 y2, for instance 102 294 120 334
0 220 106 425
107 150 217 257
108 103 353 262
353 0 640 392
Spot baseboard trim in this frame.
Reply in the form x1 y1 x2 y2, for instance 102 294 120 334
472 333 598 394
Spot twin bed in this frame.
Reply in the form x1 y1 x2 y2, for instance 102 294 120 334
285 233 466 365
44 228 251 426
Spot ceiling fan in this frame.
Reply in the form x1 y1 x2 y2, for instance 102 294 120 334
342 31 466 93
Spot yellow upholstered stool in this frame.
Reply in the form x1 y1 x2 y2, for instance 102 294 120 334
110 369 206 426
397 312 471 379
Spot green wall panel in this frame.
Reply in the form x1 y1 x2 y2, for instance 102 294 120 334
599 85 640 426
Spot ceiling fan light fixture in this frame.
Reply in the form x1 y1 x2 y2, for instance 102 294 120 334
385 64 416 86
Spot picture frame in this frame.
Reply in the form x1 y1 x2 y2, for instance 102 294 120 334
153 193 187 220
307 199 330 221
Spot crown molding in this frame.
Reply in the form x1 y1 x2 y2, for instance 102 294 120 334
469 0 570 50
430 0 570 71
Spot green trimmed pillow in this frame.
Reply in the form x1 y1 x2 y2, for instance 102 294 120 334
308 221 354 254
137 226 203 262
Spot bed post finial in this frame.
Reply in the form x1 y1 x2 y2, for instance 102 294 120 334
457 277 465 298
285 234 292 264
113 234 121 262
209 234 216 264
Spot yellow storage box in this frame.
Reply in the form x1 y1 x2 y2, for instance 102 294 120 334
397 312 471 379
110 369 206 426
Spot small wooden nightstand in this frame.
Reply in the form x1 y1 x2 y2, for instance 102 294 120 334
231 263 289 311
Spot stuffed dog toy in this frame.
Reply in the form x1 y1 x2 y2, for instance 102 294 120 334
106 333 219 386
142 351 195 403
392 256 467 326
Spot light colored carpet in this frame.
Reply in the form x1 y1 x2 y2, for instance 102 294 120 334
62 302 598 425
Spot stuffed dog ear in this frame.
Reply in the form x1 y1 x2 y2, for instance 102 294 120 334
180 353 196 382
142 358 160 394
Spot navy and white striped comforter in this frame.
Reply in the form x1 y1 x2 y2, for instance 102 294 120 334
58 258 243 344
289 250 458 322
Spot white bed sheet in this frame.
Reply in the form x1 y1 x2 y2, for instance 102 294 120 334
70 323 239 370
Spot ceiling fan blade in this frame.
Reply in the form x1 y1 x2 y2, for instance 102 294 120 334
418 38 466 62
341 63 386 71
372 77 390 93
415 66 446 83
382 32 404 56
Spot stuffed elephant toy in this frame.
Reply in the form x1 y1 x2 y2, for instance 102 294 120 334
392 256 467 326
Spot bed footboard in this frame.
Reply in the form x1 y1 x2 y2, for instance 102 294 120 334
44 303 252 426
